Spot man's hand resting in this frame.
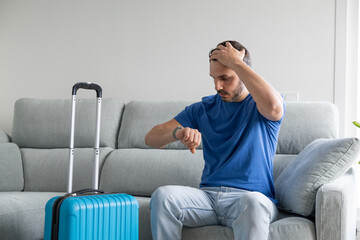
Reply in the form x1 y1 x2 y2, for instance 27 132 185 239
175 127 201 154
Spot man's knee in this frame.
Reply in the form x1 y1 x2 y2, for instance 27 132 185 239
228 192 271 219
234 192 276 221
239 192 269 209
150 185 182 210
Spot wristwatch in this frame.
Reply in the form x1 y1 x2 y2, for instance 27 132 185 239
172 126 183 140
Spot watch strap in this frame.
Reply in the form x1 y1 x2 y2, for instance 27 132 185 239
172 126 183 140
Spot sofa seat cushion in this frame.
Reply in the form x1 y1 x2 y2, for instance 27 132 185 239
268 216 315 240
275 138 360 216
136 196 152 240
182 217 316 240
100 149 204 196
183 214 315 240
0 143 24 191
22 147 113 192
0 191 63 240
134 195 315 240
182 225 234 240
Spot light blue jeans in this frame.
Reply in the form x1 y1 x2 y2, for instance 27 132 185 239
150 185 278 240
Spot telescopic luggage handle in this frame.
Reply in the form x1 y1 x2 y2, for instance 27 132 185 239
68 82 102 194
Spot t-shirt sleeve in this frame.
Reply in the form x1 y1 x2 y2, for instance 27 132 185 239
174 102 202 130
260 100 286 140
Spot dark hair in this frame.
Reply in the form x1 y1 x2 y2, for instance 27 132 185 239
209 40 252 67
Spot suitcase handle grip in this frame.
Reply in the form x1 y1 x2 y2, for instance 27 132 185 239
72 82 102 98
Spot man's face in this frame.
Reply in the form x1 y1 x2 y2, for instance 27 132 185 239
209 60 245 102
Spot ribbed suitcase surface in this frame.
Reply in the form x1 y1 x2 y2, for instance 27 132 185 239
44 193 139 240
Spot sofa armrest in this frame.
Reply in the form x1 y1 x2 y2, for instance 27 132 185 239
0 143 24 191
315 167 357 240
0 129 10 143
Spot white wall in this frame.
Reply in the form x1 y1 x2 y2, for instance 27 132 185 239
335 0 359 138
0 0 336 135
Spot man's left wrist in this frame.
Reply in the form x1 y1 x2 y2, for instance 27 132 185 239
172 126 183 140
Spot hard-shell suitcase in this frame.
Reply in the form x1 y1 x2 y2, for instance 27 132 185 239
44 82 139 240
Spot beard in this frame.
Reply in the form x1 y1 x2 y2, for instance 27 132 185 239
218 82 245 102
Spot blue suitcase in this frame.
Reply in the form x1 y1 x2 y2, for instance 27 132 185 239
44 83 139 240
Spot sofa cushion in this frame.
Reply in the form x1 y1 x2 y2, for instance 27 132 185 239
276 102 338 154
100 149 204 196
22 147 113 192
181 217 316 240
0 143 24 191
0 192 62 240
275 138 360 216
118 101 201 149
131 196 316 240
268 217 316 240
182 225 234 240
136 196 152 240
117 101 338 153
0 129 10 143
12 98 124 148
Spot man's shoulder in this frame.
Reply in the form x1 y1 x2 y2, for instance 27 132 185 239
182 95 218 116
201 94 218 104
185 94 218 109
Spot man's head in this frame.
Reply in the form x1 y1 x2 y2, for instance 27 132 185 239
209 40 252 67
209 40 251 102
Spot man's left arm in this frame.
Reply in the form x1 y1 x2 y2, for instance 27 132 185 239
210 42 284 121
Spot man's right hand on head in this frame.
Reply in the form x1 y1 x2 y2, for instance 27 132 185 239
176 127 201 154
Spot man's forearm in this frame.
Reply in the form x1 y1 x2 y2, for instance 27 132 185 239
232 60 283 121
145 125 177 149
145 120 201 154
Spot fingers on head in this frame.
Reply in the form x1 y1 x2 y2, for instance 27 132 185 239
225 42 232 48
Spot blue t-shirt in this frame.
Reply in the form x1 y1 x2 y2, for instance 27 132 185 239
174 94 284 203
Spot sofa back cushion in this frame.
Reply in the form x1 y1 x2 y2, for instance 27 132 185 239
118 100 199 149
118 100 338 154
0 143 24 191
276 102 338 154
22 147 113 192
12 98 124 149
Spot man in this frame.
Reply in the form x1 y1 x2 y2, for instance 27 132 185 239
145 40 284 240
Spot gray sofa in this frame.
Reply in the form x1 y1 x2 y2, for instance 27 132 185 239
0 98 357 240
